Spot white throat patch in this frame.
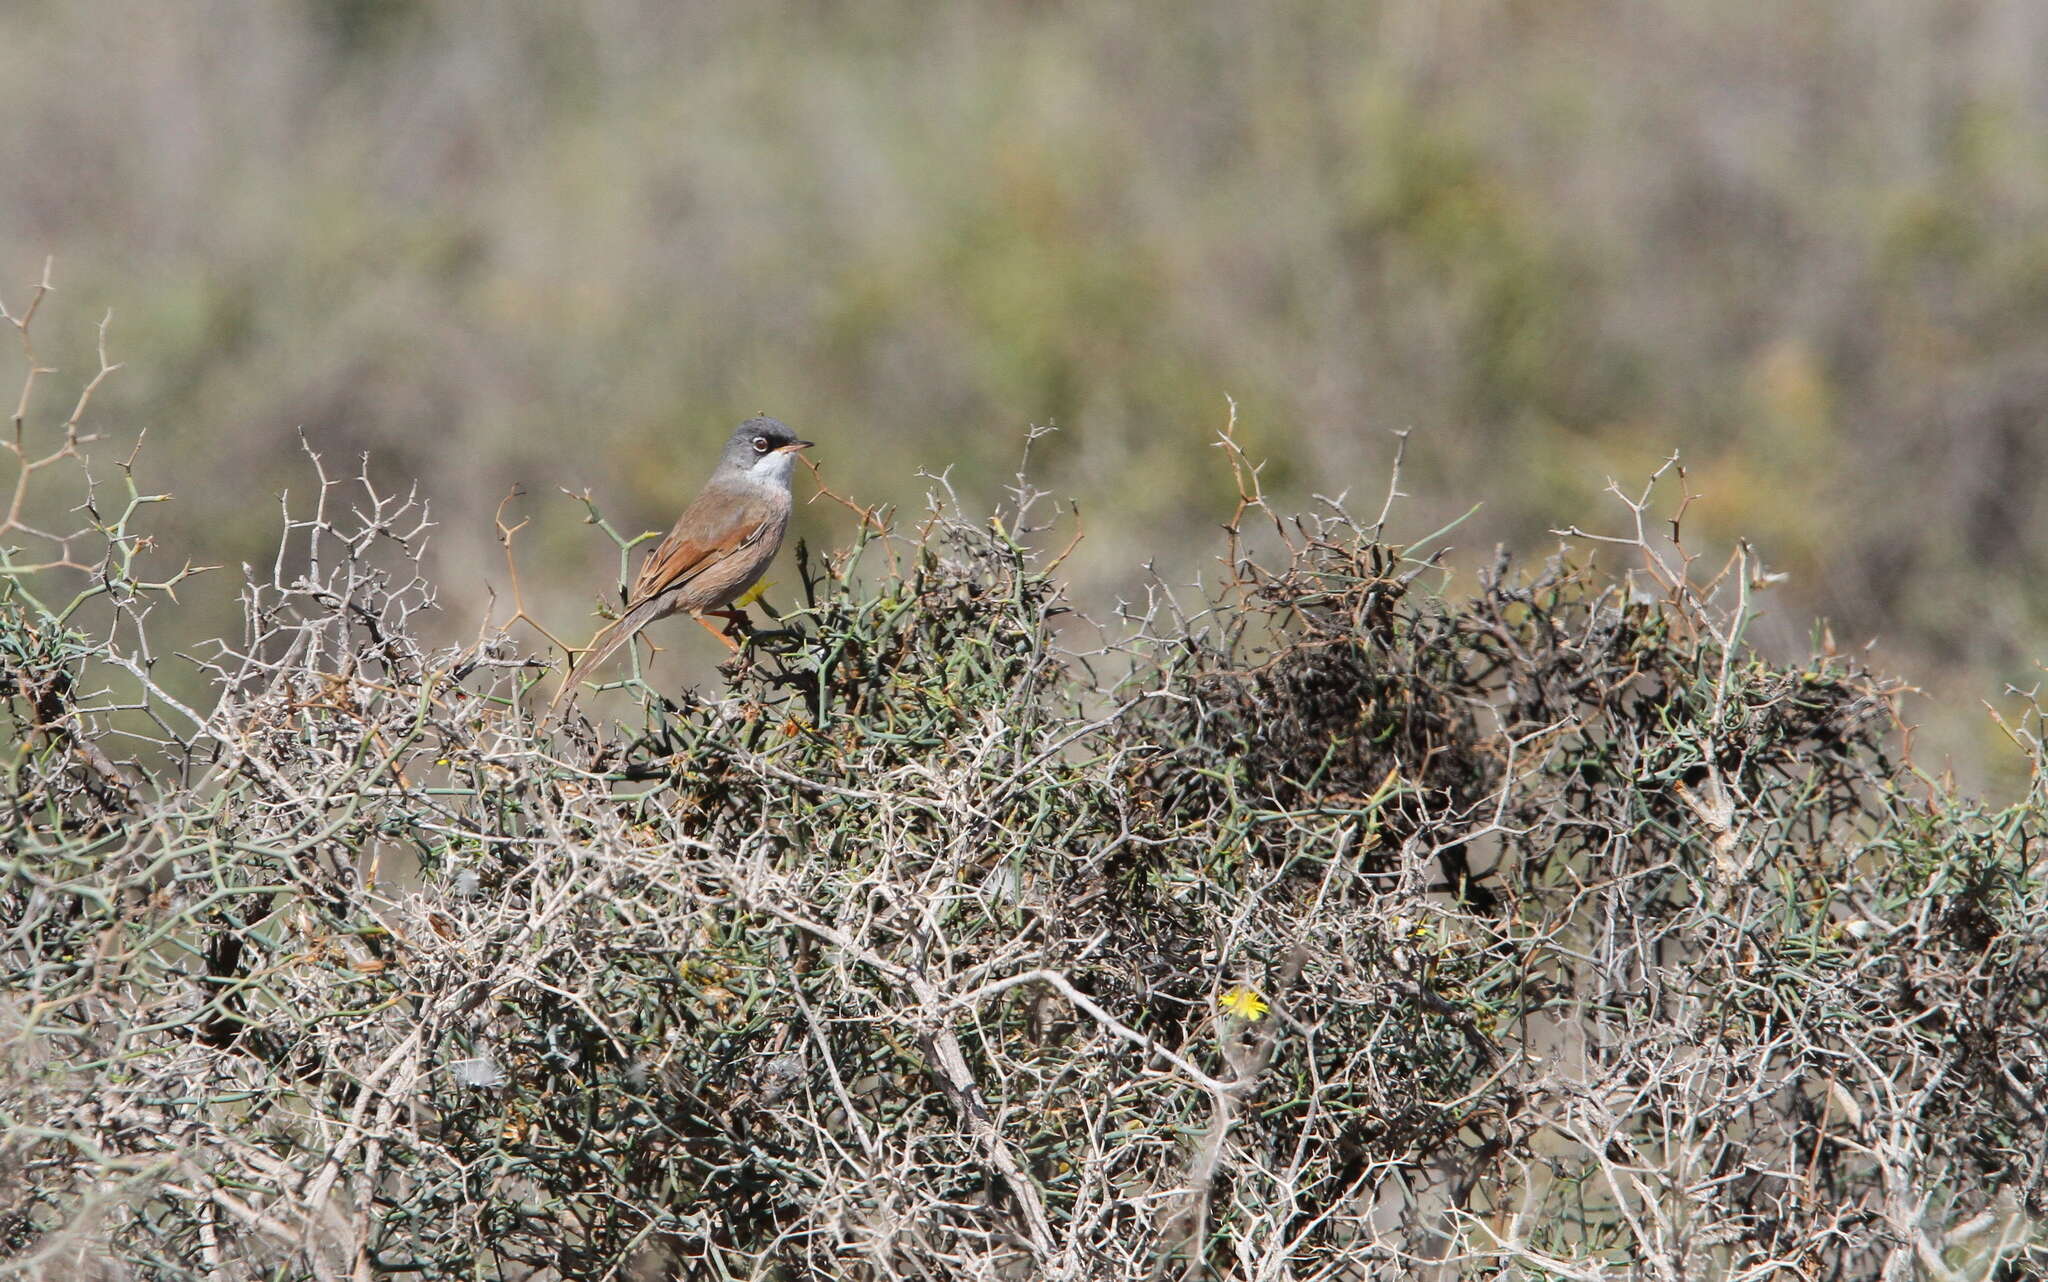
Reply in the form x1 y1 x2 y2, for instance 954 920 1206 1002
748 448 798 491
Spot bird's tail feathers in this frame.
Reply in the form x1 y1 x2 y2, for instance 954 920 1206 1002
543 595 669 718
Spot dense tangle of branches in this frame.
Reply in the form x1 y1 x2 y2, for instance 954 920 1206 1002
3 281 2044 1280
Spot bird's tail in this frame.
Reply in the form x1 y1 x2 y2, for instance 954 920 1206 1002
543 595 669 719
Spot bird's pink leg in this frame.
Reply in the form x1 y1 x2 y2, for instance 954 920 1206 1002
694 610 746 651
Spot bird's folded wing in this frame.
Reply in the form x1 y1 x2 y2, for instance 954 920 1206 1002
629 491 779 605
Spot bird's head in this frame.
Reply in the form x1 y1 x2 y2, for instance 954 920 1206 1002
717 416 813 487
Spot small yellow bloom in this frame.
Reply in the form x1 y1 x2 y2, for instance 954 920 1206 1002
1220 986 1268 1022
1390 915 1431 941
732 579 773 608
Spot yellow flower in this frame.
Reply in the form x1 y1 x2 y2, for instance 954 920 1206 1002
1390 915 1432 941
1220 986 1268 1022
732 579 774 608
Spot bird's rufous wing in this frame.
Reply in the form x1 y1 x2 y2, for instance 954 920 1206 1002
628 489 781 606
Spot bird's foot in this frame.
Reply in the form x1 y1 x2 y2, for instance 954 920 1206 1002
694 609 750 651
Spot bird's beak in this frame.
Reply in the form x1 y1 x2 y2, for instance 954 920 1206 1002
780 440 815 453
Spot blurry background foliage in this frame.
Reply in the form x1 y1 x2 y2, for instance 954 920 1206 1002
3 0 2046 785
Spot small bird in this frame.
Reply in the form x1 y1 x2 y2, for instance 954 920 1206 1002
547 417 812 715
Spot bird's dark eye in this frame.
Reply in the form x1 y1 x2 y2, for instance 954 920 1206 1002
752 437 769 453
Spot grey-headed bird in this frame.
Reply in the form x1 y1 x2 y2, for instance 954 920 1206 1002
547 417 810 716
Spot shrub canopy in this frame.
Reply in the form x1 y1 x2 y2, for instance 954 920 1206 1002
2 306 2044 1280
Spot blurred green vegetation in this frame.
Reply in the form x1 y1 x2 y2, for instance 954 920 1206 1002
3 0 2046 786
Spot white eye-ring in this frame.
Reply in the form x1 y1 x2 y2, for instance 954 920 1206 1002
752 436 769 453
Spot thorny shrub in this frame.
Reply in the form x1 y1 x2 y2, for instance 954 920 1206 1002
2 281 2045 1281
